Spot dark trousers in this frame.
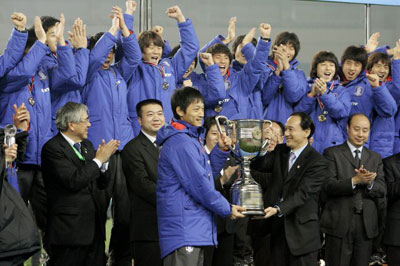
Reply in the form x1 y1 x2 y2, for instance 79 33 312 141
271 219 318 266
325 213 373 266
233 217 253 263
163 246 204 266
131 241 162 266
212 232 234 266
48 232 106 266
107 153 132 266
252 234 271 266
386 245 400 266
18 165 47 266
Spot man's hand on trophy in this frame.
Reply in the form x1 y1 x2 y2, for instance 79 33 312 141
264 207 278 219
231 205 246 219
220 165 240 186
218 132 232 151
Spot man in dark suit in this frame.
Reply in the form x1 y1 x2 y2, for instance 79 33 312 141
121 99 165 266
382 152 400 265
250 112 328 266
41 102 119 266
321 113 386 266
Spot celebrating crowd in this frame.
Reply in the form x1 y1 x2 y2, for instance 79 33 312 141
1 1 400 266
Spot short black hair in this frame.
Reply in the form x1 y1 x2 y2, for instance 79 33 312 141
341 45 368 71
206 44 233 64
88 32 116 53
367 52 391 77
310 51 339 80
289 112 315 139
272 31 301 60
231 35 258 58
171 87 204 120
171 44 198 68
25 27 37 51
136 99 163 118
40 16 60 33
347 113 371 128
204 116 217 134
138 31 165 52
271 120 285 136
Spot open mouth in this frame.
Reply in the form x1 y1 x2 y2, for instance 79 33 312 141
377 73 386 80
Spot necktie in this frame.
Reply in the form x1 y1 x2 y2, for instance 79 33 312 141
353 149 363 213
354 149 361 168
288 152 296 171
154 141 160 152
73 142 81 153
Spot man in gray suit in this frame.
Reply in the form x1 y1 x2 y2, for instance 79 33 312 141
321 113 386 266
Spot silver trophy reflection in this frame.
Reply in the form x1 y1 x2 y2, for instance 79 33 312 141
4 124 17 169
216 116 272 216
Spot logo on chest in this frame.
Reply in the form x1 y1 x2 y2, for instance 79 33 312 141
354 86 365 97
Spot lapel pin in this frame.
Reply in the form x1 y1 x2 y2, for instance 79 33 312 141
297 165 300 169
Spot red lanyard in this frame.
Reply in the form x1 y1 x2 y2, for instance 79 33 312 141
224 69 231 82
144 62 166 78
316 80 335 111
28 76 35 92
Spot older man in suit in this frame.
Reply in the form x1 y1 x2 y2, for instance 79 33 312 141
121 99 165 266
41 102 119 266
321 113 386 266
250 112 328 266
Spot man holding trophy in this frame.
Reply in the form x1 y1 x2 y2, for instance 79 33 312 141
156 87 246 266
250 112 329 266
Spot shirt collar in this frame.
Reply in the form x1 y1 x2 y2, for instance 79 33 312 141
141 130 157 144
61 132 79 147
346 141 363 156
290 143 308 159
204 145 211 155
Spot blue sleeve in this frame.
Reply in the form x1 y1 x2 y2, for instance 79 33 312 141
320 87 352 120
262 71 281 105
116 33 142 82
51 47 90 93
114 13 134 63
170 19 200 84
388 59 400 103
0 29 28 78
373 45 390 55
209 146 230 178
0 41 48 94
372 82 397 117
87 32 117 81
197 65 226 107
282 69 308 104
239 39 271 94
199 35 226 72
294 94 315 114
169 142 232 217
162 40 173 59
49 45 80 90
242 43 256 62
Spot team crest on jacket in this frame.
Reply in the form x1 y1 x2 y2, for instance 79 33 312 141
354 86 365 96
185 246 194 253
38 71 47 80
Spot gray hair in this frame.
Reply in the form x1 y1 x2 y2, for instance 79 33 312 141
56 102 88 132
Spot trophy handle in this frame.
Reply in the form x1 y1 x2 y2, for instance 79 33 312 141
253 120 273 158
215 116 242 162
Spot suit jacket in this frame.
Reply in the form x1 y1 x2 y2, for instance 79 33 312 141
122 131 160 242
250 143 328 256
383 153 400 246
321 142 386 239
41 133 109 246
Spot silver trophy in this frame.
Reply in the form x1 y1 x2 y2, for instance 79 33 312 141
4 124 17 169
216 116 272 216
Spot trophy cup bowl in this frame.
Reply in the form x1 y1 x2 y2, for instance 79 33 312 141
216 116 272 216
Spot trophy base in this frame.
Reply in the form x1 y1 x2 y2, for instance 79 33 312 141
242 208 265 216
